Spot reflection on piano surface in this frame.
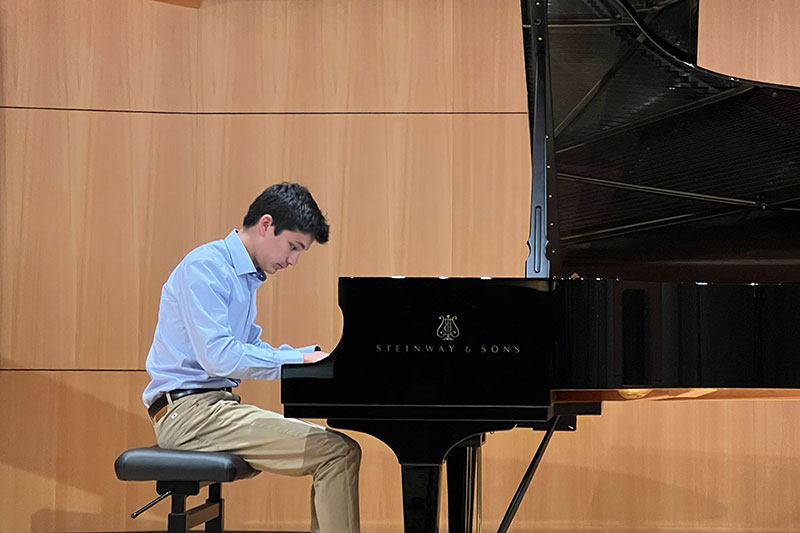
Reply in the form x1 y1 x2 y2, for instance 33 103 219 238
283 1 800 532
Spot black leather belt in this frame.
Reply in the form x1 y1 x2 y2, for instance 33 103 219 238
147 387 234 421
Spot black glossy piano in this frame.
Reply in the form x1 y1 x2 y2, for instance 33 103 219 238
282 1 800 532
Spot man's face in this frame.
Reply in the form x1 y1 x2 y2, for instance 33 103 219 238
254 220 314 275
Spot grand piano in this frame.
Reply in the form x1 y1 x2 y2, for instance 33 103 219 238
282 1 800 531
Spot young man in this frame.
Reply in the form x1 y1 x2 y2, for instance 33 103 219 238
142 182 360 533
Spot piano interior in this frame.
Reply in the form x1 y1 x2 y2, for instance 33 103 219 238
545 0 800 283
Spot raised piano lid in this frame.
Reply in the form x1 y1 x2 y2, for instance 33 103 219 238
537 0 800 282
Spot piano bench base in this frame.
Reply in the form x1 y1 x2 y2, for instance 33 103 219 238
114 447 259 533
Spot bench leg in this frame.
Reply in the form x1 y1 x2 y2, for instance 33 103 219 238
168 494 189 533
205 483 223 533
165 483 223 533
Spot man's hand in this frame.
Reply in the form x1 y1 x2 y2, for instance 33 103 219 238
303 350 330 363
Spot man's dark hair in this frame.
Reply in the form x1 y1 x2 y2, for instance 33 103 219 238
243 182 330 244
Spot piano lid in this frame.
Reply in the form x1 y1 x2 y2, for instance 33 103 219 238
538 0 800 282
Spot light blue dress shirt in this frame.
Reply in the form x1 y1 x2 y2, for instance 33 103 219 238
143 229 313 407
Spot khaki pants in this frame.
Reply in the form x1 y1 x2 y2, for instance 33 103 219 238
152 390 360 533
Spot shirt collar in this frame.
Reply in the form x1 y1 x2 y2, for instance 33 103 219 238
224 229 266 281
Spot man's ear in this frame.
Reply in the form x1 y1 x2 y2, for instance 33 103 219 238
259 214 273 234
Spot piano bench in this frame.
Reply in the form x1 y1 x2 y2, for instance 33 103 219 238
114 447 259 533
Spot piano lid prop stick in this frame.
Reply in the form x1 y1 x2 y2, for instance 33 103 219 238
497 415 560 533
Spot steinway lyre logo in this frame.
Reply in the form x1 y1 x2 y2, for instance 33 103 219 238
436 315 460 341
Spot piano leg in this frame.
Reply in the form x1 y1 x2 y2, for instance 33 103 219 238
402 464 442 533
327 419 514 532
446 434 485 533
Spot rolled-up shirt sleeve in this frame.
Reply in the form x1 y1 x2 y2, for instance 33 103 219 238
176 260 304 380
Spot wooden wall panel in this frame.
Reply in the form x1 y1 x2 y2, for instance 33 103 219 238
453 0 527 112
452 114 531 276
478 400 800 531
698 0 800 88
0 109 197 370
1 0 528 113
196 0 454 112
197 0 525 112
196 114 455 275
0 0 197 111
0 371 156 532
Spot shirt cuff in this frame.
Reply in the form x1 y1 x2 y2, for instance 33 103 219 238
297 344 320 353
281 350 306 364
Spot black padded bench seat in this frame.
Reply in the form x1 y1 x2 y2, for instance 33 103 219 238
115 447 259 533
115 447 258 482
